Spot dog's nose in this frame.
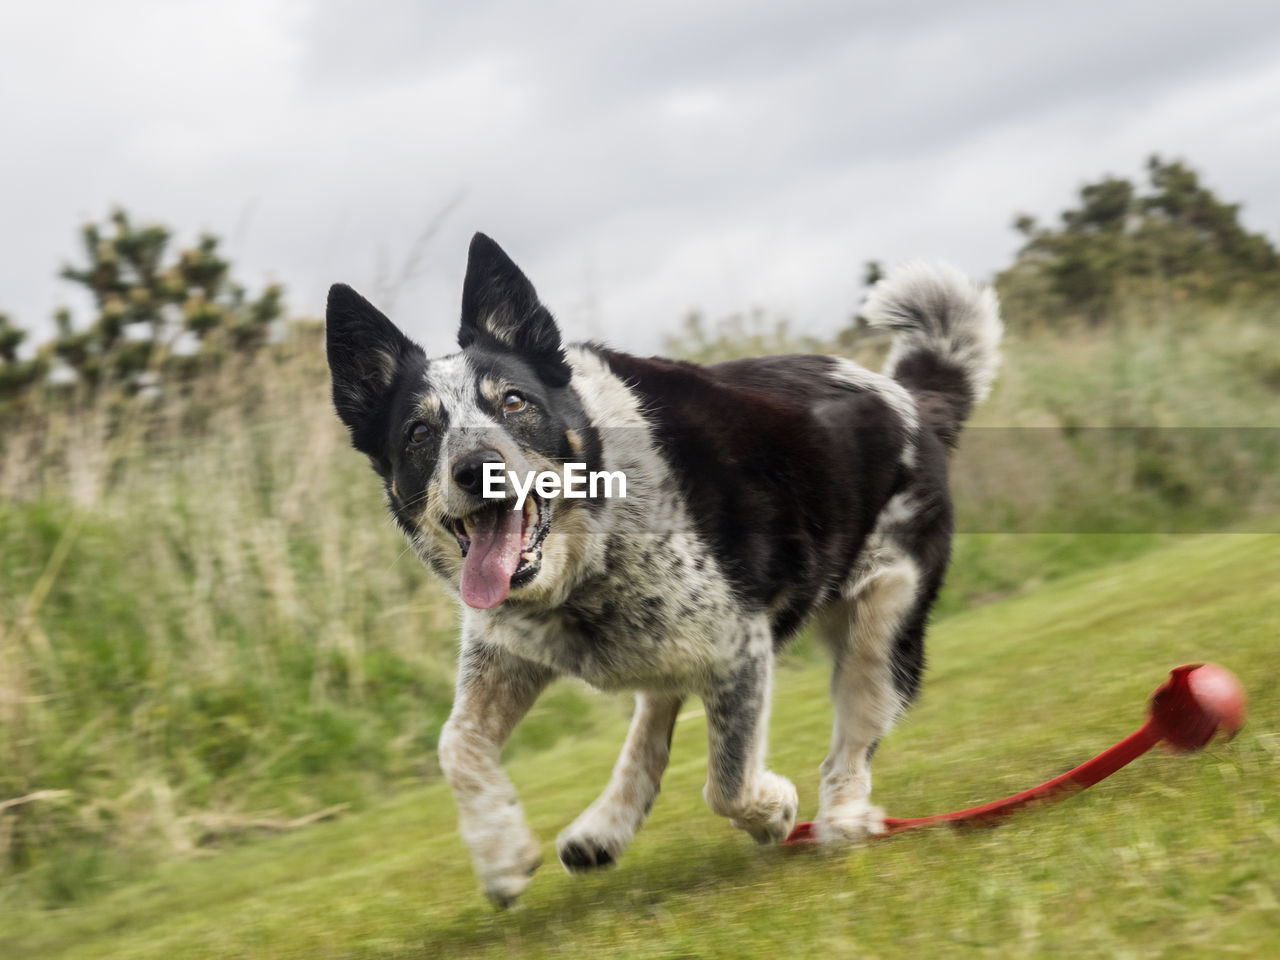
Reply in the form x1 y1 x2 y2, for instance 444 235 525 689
452 448 505 496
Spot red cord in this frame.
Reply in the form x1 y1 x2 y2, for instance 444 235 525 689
880 721 1161 833
786 722 1161 845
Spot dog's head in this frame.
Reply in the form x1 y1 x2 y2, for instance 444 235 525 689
326 233 601 610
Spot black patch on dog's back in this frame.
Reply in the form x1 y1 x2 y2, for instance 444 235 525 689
593 349 911 639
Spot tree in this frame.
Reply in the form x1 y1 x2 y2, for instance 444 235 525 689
0 312 48 399
53 208 285 390
999 157 1279 323
1132 156 1279 300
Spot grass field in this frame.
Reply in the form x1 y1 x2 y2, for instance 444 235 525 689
3 295 1277 953
4 531 1275 959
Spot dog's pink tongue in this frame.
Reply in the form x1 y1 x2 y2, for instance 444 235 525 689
460 506 524 609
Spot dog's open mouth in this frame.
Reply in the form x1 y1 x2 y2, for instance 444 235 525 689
446 496 551 610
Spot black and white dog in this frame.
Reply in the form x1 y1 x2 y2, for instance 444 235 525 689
326 234 1001 906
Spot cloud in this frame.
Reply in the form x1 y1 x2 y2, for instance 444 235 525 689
2 0 1279 355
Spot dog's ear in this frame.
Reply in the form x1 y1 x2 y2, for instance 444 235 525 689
458 233 570 387
326 284 423 467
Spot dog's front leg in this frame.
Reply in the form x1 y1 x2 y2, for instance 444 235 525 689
701 629 797 844
438 639 553 907
557 691 683 872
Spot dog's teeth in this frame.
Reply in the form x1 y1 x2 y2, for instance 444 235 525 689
522 551 536 562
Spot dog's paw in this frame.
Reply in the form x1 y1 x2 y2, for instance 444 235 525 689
712 771 798 845
813 801 886 845
478 835 543 908
556 837 618 872
556 810 630 873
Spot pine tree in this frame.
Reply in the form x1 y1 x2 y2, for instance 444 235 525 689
52 208 286 391
1000 157 1279 323
0 312 48 399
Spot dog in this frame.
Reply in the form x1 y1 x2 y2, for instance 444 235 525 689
325 234 1001 906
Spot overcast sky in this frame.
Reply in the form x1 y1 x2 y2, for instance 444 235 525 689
3 0 1280 355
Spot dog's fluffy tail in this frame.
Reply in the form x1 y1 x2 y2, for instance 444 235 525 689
863 262 1003 447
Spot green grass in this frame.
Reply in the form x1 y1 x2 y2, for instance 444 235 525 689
3 532 1276 959
4 297 1277 884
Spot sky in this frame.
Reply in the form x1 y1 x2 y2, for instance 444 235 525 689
3 0 1280 356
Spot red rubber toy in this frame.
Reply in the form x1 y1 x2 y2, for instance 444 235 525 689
785 662 1246 846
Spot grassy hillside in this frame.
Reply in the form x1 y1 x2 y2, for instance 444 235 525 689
3 532 1276 959
2 299 1278 896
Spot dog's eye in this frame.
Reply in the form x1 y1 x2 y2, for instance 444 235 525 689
502 392 526 414
408 422 431 444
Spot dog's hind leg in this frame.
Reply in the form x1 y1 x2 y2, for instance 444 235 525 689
701 618 798 844
438 639 553 907
814 552 925 843
556 691 683 872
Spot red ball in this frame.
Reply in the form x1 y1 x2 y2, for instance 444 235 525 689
1148 663 1247 752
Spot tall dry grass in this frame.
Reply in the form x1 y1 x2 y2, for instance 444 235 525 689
0 326 467 900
